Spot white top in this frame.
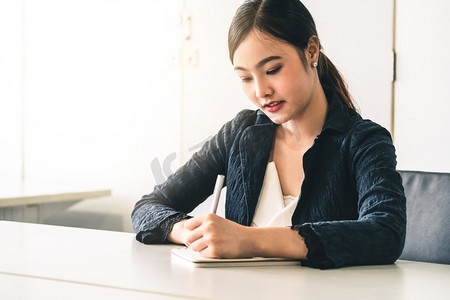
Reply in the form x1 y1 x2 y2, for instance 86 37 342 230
283 195 298 206
251 162 299 227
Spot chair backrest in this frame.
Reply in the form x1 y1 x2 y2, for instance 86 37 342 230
398 170 450 264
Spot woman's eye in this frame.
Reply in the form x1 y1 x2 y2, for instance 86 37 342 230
267 66 282 75
241 77 252 83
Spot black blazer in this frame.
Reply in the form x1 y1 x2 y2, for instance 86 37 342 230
132 90 406 269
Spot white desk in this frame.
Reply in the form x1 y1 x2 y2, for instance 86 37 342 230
0 181 110 223
1 221 449 300
0 273 183 300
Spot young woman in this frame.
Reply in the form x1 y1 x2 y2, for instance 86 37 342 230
131 0 406 269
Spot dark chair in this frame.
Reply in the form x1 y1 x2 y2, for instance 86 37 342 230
398 170 450 264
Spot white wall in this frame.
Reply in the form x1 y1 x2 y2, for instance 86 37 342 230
1 0 183 232
304 0 394 131
395 0 450 172
180 0 252 163
0 0 22 181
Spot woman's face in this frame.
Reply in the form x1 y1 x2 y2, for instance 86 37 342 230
233 30 318 125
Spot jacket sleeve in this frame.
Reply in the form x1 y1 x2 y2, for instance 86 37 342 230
293 121 406 269
131 110 254 244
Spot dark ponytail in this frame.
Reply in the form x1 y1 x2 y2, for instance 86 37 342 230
228 0 357 111
317 52 356 110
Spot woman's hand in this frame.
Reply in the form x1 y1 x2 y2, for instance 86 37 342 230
168 214 308 259
183 214 253 258
167 218 191 245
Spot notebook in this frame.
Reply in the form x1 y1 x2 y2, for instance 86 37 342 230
170 247 300 268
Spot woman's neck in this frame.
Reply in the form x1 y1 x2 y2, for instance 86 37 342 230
279 85 328 145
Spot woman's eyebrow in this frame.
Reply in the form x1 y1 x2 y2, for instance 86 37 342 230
234 55 282 71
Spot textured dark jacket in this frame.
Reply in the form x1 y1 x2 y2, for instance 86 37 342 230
132 90 406 269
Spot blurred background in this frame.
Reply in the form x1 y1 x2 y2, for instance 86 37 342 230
1 0 449 232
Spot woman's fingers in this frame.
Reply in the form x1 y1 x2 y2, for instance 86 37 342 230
185 224 204 245
183 214 220 252
184 213 219 230
183 215 204 230
188 236 209 253
182 214 250 258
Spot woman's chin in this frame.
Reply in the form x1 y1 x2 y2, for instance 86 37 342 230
266 114 289 125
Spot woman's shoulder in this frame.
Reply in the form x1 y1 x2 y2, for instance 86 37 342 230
232 109 258 122
350 117 392 138
345 116 394 152
326 98 392 145
225 109 272 131
233 108 270 123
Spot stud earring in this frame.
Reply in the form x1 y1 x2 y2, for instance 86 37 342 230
312 62 318 68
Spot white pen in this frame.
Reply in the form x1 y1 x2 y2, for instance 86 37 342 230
185 174 225 249
210 174 225 214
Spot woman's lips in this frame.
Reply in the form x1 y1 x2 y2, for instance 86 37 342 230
264 101 284 113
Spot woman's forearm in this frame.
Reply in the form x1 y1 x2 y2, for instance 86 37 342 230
176 214 308 259
246 227 308 259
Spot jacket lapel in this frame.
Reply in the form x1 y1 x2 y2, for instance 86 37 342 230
238 124 277 225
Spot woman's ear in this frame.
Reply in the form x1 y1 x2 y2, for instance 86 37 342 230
306 36 320 64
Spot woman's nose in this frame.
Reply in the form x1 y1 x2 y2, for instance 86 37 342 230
255 78 273 99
